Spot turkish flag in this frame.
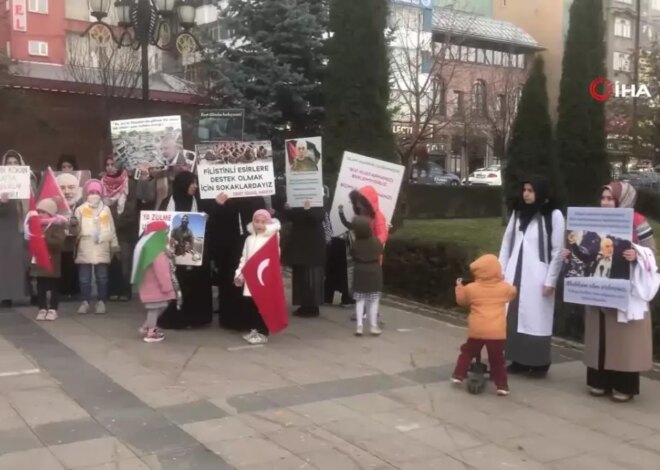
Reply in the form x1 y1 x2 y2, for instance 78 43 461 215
241 235 288 334
39 167 70 215
26 193 52 273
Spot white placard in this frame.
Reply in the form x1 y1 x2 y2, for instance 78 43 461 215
196 141 275 199
139 211 206 266
563 207 634 309
110 115 189 171
285 136 323 207
329 152 405 237
0 166 31 199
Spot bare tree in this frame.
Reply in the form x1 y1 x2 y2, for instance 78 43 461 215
389 6 467 177
65 34 143 99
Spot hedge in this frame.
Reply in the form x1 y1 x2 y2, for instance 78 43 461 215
405 185 503 219
636 189 660 221
383 237 660 359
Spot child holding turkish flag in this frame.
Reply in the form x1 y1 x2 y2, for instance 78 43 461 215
234 209 282 345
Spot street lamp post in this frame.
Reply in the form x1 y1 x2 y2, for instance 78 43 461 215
83 0 202 103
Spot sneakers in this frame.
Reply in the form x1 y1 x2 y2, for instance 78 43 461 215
451 376 464 385
36 310 47 321
497 389 510 397
138 324 149 335
144 328 165 343
611 391 633 403
45 310 58 321
355 325 364 336
95 301 106 315
589 387 607 397
243 329 268 345
370 326 382 336
77 301 90 315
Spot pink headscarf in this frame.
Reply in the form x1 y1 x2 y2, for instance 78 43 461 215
83 179 104 198
253 209 272 223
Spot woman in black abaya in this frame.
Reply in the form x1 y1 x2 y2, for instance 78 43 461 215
157 172 213 329
208 193 265 330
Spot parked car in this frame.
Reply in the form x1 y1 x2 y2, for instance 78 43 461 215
411 161 461 186
468 165 502 186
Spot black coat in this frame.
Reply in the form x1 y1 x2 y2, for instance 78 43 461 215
282 207 326 267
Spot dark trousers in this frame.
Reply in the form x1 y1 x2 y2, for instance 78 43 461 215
324 238 352 304
453 338 508 389
242 296 269 336
36 277 60 310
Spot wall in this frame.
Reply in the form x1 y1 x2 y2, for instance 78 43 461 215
435 0 492 17
9 0 67 64
493 0 565 121
0 88 201 174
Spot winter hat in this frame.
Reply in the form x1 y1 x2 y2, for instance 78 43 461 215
83 179 104 197
36 198 58 217
253 209 272 223
144 220 169 236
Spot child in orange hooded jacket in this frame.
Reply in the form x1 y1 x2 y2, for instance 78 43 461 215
452 254 517 395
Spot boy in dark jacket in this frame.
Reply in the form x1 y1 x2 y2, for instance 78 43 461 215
350 216 383 336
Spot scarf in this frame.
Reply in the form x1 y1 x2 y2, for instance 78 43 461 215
102 170 129 215
166 196 197 213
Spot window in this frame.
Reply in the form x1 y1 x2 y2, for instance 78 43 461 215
493 50 503 65
479 49 491 65
472 80 487 117
614 17 632 38
433 79 446 116
517 54 525 69
496 94 507 119
453 91 465 116
28 41 48 56
653 0 660 10
463 46 476 62
617 0 632 4
28 0 48 14
613 51 631 72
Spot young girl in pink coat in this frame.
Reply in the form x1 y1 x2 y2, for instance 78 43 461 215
132 221 181 343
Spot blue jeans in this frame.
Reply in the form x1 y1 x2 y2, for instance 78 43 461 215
78 264 109 302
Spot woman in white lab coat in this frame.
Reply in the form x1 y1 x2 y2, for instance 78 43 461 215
499 178 565 377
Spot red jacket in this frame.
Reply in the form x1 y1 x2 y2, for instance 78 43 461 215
358 186 389 246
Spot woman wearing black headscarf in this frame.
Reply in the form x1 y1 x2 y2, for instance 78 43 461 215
208 192 265 330
499 177 565 377
156 171 213 329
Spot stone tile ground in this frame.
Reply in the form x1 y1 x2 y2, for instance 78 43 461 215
0 297 659 469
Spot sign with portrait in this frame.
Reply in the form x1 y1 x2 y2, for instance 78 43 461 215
110 116 194 172
196 141 275 199
52 171 91 213
284 136 324 208
139 211 206 267
563 207 634 310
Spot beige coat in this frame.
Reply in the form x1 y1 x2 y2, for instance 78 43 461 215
583 306 653 372
74 203 119 265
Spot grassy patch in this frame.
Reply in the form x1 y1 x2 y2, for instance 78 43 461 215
395 217 660 254
393 218 505 255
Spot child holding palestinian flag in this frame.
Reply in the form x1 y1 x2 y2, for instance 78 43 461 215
131 221 182 343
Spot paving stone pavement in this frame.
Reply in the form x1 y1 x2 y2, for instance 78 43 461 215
1 296 660 469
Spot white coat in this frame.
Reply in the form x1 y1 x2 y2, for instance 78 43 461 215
499 210 565 336
235 219 281 297
74 203 119 265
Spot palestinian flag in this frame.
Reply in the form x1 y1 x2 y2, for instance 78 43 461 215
131 221 169 287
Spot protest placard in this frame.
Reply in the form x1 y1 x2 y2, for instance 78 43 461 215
563 207 634 310
111 116 192 171
285 136 324 207
329 152 405 237
0 166 31 199
196 141 275 199
198 109 245 142
139 211 206 266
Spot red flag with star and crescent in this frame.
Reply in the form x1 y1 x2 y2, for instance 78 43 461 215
26 193 52 273
241 235 288 334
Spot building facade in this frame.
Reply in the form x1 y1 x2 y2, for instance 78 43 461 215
390 2 540 175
